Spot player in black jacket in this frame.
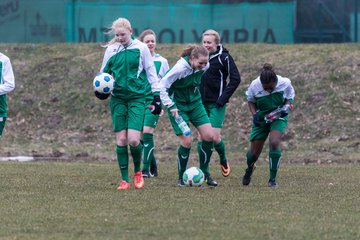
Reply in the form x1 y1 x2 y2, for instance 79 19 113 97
200 29 241 177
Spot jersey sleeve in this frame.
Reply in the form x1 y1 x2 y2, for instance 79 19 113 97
245 80 257 103
159 61 184 108
158 58 170 79
142 46 161 93
0 57 15 95
100 46 114 73
284 78 295 101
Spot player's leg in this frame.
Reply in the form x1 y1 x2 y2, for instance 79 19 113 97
205 103 229 177
192 103 217 186
267 119 287 188
110 97 131 190
128 98 147 189
242 124 269 186
177 135 191 186
142 105 159 177
0 117 6 139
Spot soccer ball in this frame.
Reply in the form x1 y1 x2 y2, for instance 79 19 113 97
183 167 204 187
93 72 114 94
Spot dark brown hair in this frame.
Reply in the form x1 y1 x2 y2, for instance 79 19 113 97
260 63 277 84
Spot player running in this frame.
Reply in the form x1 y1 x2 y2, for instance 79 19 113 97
159 45 218 187
243 63 295 188
200 29 241 177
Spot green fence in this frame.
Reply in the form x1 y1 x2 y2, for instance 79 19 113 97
0 0 295 43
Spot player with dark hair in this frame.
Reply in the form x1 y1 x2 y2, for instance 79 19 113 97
0 52 15 139
242 63 295 188
159 44 218 187
138 29 169 178
97 18 162 190
201 29 241 177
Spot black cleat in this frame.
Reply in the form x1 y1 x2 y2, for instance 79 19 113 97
177 179 186 187
268 179 279 189
142 170 153 178
242 165 256 186
150 162 158 177
205 173 218 187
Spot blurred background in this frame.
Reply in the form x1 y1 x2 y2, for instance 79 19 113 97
1 0 359 44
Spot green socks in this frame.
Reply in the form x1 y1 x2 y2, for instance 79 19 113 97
142 133 155 171
214 139 227 164
116 145 129 182
269 149 282 181
130 143 143 173
198 140 214 174
177 145 190 179
246 150 258 169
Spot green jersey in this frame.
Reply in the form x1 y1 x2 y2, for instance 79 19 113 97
0 53 15 117
160 56 209 109
100 38 160 99
246 75 295 123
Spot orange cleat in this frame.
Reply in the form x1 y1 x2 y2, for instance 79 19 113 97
134 171 144 189
221 161 231 177
117 180 130 190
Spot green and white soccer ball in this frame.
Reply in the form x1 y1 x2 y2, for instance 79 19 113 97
183 167 204 187
93 72 114 94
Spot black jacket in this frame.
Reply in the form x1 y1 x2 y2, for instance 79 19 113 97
200 44 241 106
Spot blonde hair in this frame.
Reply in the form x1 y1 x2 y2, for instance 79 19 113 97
181 44 209 59
138 29 156 42
202 29 221 45
103 18 132 47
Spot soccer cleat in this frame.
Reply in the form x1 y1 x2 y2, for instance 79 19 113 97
150 162 158 177
142 170 153 178
177 179 186 187
221 160 231 177
134 171 145 189
117 180 131 190
204 173 218 187
242 164 256 186
268 179 279 189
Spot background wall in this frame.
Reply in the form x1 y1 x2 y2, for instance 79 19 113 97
0 0 359 43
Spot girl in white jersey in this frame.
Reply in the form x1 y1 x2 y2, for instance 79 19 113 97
242 63 295 188
138 29 169 177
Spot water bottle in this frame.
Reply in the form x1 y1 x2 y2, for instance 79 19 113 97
265 104 292 123
175 115 191 136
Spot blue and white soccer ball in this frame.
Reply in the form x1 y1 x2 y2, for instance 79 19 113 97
93 72 114 94
183 167 204 187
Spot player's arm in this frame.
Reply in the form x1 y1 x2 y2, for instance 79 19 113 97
0 57 15 95
216 54 241 107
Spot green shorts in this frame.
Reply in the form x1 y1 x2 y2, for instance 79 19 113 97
249 117 288 141
143 97 160 128
168 101 210 136
0 117 7 137
203 103 226 128
110 96 146 132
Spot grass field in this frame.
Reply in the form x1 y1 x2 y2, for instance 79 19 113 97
1 161 359 240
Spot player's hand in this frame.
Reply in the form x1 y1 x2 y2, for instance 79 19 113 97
252 113 261 127
279 104 293 117
150 95 162 115
94 91 110 100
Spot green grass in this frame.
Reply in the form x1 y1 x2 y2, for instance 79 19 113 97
1 162 359 240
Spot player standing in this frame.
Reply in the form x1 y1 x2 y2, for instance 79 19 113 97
138 29 170 177
97 18 162 190
0 52 15 139
242 63 295 188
